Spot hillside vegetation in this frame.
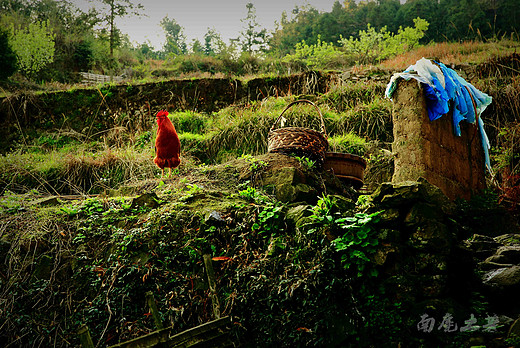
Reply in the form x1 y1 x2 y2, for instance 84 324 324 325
0 42 520 347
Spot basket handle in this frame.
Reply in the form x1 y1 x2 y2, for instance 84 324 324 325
270 99 327 136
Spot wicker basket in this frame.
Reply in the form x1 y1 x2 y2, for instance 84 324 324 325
267 100 329 165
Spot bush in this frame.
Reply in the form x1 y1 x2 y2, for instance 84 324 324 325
73 40 94 71
282 35 351 70
9 20 56 78
165 54 224 75
339 17 429 65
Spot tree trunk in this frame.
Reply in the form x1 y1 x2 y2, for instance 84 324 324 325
109 0 114 57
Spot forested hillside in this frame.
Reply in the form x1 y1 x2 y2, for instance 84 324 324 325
0 0 519 86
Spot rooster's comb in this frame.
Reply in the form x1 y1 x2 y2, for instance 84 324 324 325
156 110 169 118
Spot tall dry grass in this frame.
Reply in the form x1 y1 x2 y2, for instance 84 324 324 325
0 146 158 195
379 40 520 71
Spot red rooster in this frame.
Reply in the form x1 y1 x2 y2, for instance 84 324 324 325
154 110 181 177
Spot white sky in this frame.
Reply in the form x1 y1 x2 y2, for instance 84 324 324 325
70 0 338 49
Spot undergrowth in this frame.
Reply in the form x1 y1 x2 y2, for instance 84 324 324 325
0 180 413 347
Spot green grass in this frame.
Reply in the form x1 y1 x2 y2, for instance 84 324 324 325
325 97 393 143
171 111 209 134
328 133 368 156
0 89 392 195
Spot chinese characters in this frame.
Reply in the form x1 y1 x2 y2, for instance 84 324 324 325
417 313 499 333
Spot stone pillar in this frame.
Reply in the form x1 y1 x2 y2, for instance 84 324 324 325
391 79 486 200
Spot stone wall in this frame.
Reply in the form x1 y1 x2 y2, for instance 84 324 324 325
391 79 486 200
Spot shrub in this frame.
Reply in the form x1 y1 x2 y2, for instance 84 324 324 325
339 17 429 65
164 54 224 75
282 35 351 70
9 20 56 77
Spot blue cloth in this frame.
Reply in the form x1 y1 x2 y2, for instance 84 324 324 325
385 58 492 171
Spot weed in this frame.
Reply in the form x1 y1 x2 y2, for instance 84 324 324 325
308 195 380 277
331 211 380 277
252 202 284 236
293 155 315 170
0 145 156 195
179 132 211 161
171 111 208 134
180 183 202 202
356 194 372 210
135 131 152 149
60 205 79 216
238 184 272 204
505 334 520 347
241 154 268 172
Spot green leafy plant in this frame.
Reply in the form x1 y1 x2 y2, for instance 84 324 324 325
60 205 79 216
171 111 208 134
180 183 202 201
238 184 283 235
238 185 269 204
309 195 380 277
135 131 151 149
282 35 349 70
331 211 380 277
339 17 429 64
293 155 315 170
356 195 372 210
252 202 284 235
72 232 86 244
79 198 105 216
505 334 520 347
241 154 268 172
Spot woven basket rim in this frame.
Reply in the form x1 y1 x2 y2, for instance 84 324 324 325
268 126 327 136
270 99 327 136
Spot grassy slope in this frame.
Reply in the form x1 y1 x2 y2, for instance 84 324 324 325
0 40 520 346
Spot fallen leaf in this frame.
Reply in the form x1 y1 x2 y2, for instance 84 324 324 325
296 327 311 332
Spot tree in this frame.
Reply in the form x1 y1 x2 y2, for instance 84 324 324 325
268 5 323 56
495 0 520 37
203 28 225 56
339 17 429 64
93 0 144 57
0 27 17 80
73 40 94 71
136 40 157 60
190 38 204 54
9 19 56 77
365 0 401 32
160 16 187 55
395 0 441 41
239 3 268 54
439 0 488 40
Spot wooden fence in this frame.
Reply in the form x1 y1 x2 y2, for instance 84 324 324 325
80 72 124 85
